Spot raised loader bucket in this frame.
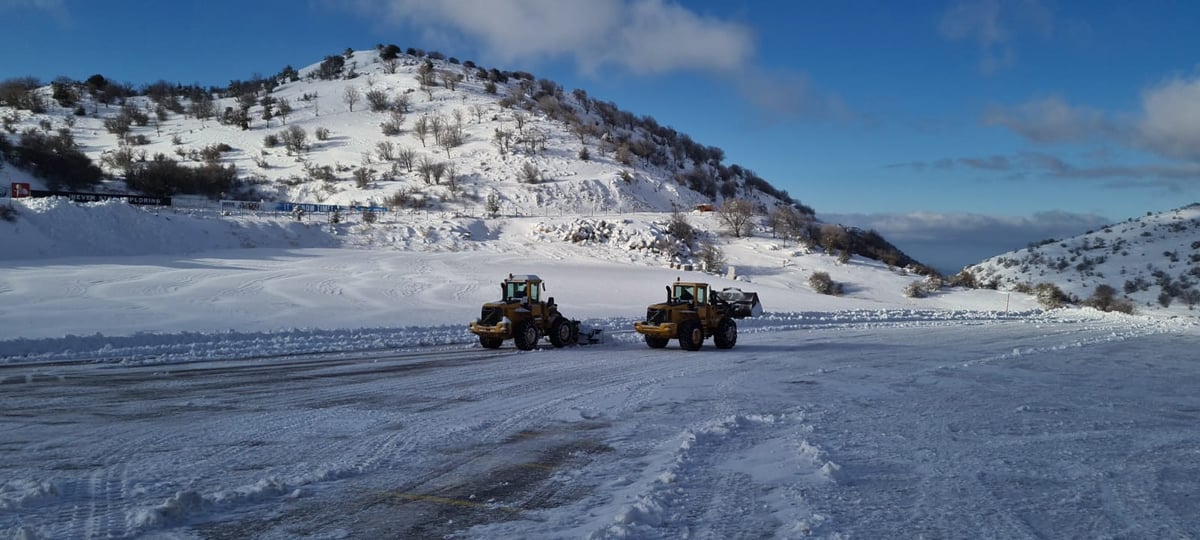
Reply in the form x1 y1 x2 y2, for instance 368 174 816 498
716 288 763 318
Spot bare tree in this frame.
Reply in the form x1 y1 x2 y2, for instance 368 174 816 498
417 156 436 186
819 224 850 254
396 147 416 171
429 115 444 145
375 140 396 161
439 70 459 91
413 115 429 146
342 86 361 112
493 128 514 155
768 205 814 243
280 125 309 155
521 129 548 155
571 121 597 145
417 61 436 99
718 199 756 238
470 103 487 123
438 124 463 159
276 98 292 124
512 111 529 133
365 89 391 112
430 161 447 184
393 94 410 113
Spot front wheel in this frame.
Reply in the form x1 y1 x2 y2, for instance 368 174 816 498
549 317 574 348
678 319 704 351
479 336 503 349
645 335 669 349
513 320 539 351
713 317 737 349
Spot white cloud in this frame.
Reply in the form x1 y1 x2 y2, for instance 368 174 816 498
939 0 1054 74
337 0 850 119
0 0 67 20
0 0 63 10
983 96 1109 143
352 0 754 76
1137 75 1200 162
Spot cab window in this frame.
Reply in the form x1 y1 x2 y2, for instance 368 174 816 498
505 282 527 300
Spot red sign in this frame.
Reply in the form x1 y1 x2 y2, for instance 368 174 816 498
11 183 30 198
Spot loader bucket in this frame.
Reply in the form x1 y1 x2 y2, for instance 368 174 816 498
716 288 763 318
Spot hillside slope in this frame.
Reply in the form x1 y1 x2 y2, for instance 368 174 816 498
2 46 934 272
963 204 1200 315
3 48 786 214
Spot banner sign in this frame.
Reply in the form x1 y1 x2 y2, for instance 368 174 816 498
29 190 170 206
11 183 31 198
273 202 389 214
219 200 266 211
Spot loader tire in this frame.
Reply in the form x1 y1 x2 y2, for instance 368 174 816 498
549 317 573 348
714 317 737 349
645 335 669 349
513 320 538 351
678 319 704 351
479 336 503 349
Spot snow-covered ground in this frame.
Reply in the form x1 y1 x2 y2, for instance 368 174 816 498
2 199 1199 539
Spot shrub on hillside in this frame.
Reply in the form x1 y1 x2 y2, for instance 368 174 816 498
520 162 540 184
904 281 928 298
1083 284 1118 312
809 272 843 296
10 129 103 190
0 205 17 223
1034 283 1069 310
125 154 235 198
949 270 978 288
699 242 725 274
666 207 695 246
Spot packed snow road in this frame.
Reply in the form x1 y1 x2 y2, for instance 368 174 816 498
2 311 1197 539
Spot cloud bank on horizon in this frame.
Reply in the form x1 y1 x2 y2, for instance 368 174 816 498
826 210 1113 274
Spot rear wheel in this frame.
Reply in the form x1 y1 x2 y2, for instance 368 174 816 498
549 317 574 348
513 320 538 351
678 319 704 351
479 336 503 349
644 335 669 349
714 317 737 349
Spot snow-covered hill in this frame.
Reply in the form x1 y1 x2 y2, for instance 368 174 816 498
2 47 788 215
963 203 1200 315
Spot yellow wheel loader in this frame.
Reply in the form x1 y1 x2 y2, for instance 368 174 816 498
470 274 597 350
634 278 762 351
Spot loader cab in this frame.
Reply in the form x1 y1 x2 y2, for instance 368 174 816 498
670 281 707 305
503 274 542 303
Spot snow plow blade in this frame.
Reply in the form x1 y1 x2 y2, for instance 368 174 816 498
716 288 763 319
579 325 605 345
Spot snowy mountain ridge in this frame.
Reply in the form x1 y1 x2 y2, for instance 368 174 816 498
1 47 793 215
962 203 1200 313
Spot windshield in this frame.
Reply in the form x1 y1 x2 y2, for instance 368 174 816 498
505 282 539 302
673 284 705 304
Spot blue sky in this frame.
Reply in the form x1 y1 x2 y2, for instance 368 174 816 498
3 0 1199 271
